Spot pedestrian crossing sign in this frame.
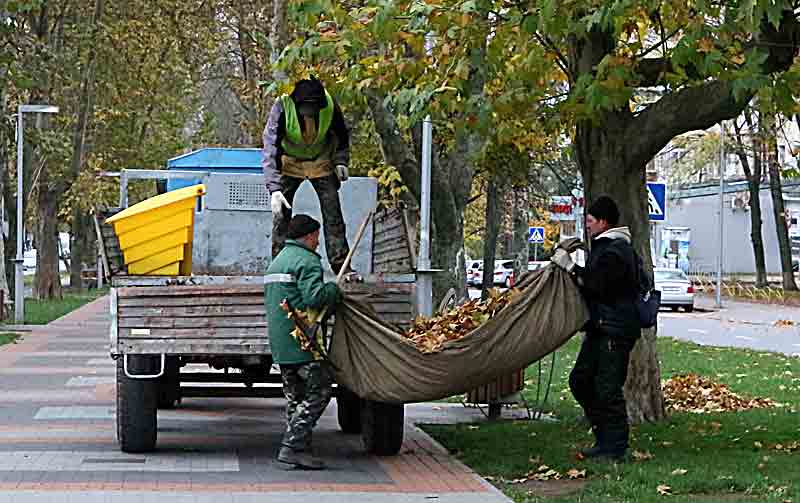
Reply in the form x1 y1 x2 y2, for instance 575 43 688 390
528 226 545 244
647 182 667 221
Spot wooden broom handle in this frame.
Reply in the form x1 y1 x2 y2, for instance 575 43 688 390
336 209 374 285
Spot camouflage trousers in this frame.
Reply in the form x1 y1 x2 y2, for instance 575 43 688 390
271 174 350 274
279 361 334 452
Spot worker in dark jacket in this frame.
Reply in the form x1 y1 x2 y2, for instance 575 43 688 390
262 77 352 274
551 195 640 462
264 214 343 470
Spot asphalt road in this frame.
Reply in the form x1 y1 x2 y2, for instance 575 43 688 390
659 297 800 356
469 286 800 356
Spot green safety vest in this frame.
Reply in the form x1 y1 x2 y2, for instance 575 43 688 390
281 91 334 160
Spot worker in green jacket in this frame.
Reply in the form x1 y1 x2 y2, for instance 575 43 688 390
264 214 343 470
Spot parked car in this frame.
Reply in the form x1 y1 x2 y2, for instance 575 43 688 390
528 260 549 271
494 260 516 287
466 260 483 286
654 267 694 312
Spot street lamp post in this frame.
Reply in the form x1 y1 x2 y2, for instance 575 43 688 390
15 104 59 323
716 123 725 308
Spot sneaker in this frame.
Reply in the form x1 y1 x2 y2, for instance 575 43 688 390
276 446 325 470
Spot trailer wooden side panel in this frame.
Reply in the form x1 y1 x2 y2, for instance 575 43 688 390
112 276 416 355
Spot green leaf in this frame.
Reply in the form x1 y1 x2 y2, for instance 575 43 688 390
521 15 537 34
460 0 478 13
765 1 785 29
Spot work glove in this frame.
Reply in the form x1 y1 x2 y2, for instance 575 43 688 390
550 248 575 273
341 271 364 283
335 164 349 182
270 191 291 216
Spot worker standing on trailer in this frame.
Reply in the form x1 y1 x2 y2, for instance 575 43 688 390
265 214 343 470
262 77 354 275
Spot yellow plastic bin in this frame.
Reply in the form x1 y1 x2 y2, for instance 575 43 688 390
106 184 206 276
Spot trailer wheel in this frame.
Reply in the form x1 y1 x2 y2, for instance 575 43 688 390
336 387 362 434
116 356 158 453
157 356 180 409
361 400 404 456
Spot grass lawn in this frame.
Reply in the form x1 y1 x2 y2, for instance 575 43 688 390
20 288 108 325
423 337 800 502
0 333 19 346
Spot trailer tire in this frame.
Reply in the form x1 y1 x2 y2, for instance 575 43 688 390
116 357 158 453
361 400 404 456
157 357 180 409
336 387 362 434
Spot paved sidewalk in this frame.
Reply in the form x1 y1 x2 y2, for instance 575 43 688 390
0 297 512 502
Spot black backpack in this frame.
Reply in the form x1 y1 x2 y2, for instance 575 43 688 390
634 251 661 329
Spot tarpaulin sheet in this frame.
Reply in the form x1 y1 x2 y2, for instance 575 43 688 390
330 257 589 404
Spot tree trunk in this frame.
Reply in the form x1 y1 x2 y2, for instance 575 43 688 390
35 184 62 300
32 111 62 300
734 112 768 288
68 0 103 291
480 178 501 299
764 115 797 291
510 185 529 282
265 0 288 117
0 39 11 309
5 144 17 303
366 92 476 307
575 123 666 424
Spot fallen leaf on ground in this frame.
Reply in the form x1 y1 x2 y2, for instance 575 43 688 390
508 464 564 484
663 374 779 413
632 450 655 461
657 484 672 495
566 468 586 479
770 441 800 453
671 468 688 475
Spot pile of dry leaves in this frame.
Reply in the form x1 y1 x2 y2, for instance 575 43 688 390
662 373 778 413
402 288 515 353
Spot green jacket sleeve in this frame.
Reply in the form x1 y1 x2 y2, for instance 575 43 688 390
296 259 342 309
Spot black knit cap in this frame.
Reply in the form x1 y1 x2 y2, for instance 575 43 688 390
291 77 326 107
587 195 620 227
287 214 321 239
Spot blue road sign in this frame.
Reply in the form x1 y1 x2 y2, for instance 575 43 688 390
528 226 545 244
647 182 667 221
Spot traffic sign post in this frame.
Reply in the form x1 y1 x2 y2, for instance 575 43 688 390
528 226 545 244
529 226 545 262
647 182 667 221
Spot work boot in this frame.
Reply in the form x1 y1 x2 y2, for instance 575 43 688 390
277 446 326 470
579 426 605 458
594 425 629 463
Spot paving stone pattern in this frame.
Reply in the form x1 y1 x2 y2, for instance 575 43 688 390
0 297 511 502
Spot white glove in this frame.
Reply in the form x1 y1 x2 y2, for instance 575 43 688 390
342 271 364 283
550 248 575 272
270 191 291 216
335 164 349 182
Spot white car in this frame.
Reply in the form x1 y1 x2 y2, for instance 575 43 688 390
466 260 483 286
528 261 549 271
493 260 516 287
654 267 694 312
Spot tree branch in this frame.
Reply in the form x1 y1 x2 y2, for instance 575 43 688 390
627 80 745 169
534 32 570 78
364 91 421 200
628 10 800 170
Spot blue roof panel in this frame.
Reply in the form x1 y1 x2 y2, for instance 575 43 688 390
167 148 262 170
